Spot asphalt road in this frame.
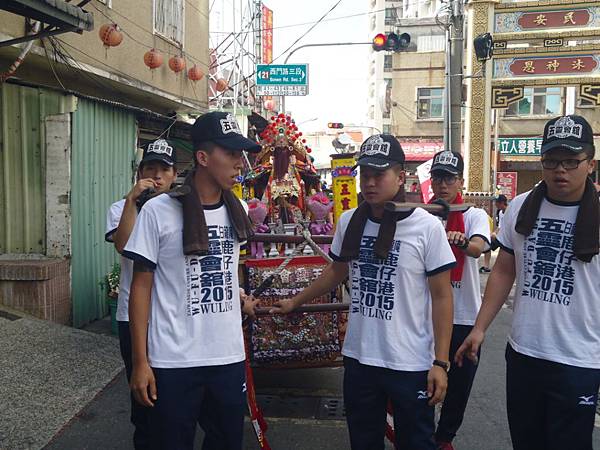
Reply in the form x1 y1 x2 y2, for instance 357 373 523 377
44 278 600 450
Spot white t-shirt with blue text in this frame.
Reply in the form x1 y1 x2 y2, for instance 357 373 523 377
330 208 456 371
124 194 246 369
498 192 600 369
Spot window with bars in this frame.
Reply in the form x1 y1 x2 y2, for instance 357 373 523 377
154 0 184 46
385 8 396 25
505 87 562 117
384 55 393 71
417 87 444 119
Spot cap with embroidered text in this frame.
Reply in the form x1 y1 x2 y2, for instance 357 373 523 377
430 151 464 175
191 111 261 153
541 115 595 156
141 139 176 167
354 134 405 170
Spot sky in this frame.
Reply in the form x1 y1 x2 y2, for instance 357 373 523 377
266 0 372 133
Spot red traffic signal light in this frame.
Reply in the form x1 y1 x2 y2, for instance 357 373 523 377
372 33 386 51
328 122 344 129
372 32 411 52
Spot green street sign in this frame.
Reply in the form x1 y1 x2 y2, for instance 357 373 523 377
498 137 542 156
256 64 309 96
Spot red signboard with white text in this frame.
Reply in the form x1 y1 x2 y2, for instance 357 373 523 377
496 172 518 200
261 5 273 64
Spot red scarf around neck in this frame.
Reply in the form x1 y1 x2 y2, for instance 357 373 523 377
430 192 465 282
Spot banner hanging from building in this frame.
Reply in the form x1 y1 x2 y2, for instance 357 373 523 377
261 5 273 64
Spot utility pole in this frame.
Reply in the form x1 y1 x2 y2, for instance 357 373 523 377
450 0 464 154
443 0 464 152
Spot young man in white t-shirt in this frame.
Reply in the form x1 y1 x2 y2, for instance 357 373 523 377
272 134 455 450
105 139 177 450
428 151 490 450
457 115 600 450
123 112 261 450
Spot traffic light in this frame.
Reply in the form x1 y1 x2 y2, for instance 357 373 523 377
372 33 386 51
474 33 493 62
372 32 411 52
328 122 344 129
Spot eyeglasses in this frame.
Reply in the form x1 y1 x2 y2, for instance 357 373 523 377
431 174 459 185
541 158 589 170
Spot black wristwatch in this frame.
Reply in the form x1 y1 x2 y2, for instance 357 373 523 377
457 238 470 250
433 359 450 372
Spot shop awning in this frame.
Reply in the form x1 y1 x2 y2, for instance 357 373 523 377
401 140 444 162
1 0 94 48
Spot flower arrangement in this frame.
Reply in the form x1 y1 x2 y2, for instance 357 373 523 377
106 263 120 299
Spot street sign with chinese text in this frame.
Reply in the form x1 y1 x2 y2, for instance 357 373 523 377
256 64 308 96
499 137 542 156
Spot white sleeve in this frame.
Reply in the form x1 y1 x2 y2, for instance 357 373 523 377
123 206 160 269
105 201 123 242
329 210 352 261
497 203 516 254
467 208 491 251
424 220 456 276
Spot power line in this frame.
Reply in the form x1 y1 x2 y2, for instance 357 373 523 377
209 6 389 35
91 3 210 69
54 37 208 108
211 0 347 101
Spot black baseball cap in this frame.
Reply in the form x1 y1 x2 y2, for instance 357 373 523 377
191 111 261 153
541 115 595 156
141 139 176 167
430 151 464 175
354 134 405 170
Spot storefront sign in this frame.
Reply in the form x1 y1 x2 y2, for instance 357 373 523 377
496 172 518 200
494 55 600 79
499 137 542 156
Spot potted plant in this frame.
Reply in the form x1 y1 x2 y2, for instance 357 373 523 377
105 263 120 335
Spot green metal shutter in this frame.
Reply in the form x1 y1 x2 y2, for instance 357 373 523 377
71 98 136 327
0 84 67 254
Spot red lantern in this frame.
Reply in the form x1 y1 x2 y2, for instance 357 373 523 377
144 48 163 69
187 64 204 81
307 148 312 153
264 99 275 111
99 23 123 47
169 56 186 73
215 79 228 92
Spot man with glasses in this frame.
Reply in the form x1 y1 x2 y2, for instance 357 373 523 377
428 151 490 450
456 115 600 450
